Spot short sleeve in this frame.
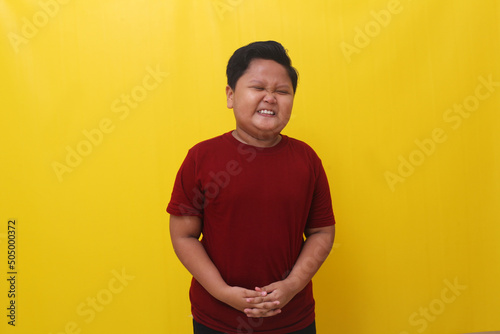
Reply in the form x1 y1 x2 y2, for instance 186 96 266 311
167 149 204 217
306 160 335 228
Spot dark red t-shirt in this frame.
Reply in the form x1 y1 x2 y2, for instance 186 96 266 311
167 131 335 333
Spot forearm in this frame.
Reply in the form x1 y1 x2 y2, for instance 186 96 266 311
172 235 228 301
283 226 335 294
172 230 273 315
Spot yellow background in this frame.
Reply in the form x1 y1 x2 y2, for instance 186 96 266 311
1 0 499 333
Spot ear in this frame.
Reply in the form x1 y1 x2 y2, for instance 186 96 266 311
226 85 234 109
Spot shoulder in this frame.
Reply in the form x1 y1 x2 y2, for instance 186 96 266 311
183 132 235 165
286 136 321 160
191 133 226 149
187 132 230 153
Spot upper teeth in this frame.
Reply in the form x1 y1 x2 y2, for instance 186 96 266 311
258 110 275 115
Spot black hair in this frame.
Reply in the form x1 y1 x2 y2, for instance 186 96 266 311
226 41 299 93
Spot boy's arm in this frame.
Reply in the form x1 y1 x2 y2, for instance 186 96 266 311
169 214 281 316
243 225 335 317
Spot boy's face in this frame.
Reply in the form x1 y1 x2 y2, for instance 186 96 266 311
226 58 294 146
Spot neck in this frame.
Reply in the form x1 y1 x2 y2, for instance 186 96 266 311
232 129 281 148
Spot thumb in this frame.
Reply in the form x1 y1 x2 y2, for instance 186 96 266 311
246 288 266 297
258 282 278 293
254 286 267 295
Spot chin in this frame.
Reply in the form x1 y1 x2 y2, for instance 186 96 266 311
255 130 282 139
253 123 286 133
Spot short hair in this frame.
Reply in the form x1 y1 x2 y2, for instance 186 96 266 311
226 41 299 93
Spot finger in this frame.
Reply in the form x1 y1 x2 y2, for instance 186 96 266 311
249 288 280 302
254 287 269 296
247 300 280 310
251 293 277 304
244 307 281 318
259 282 277 293
245 296 264 304
244 289 266 298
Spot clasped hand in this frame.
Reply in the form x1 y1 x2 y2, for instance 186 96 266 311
222 280 297 318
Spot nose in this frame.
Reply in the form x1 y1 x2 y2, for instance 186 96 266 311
263 90 277 104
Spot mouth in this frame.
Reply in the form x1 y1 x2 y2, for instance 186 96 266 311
257 109 276 116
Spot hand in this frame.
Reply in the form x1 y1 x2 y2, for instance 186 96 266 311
243 280 299 318
218 286 281 317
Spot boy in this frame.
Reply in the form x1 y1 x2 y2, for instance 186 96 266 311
168 41 335 334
